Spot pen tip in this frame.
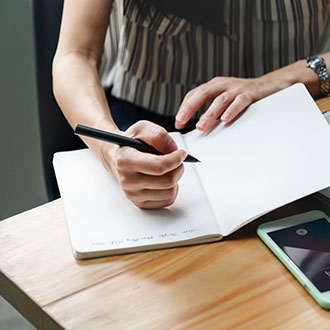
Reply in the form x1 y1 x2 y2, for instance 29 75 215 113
184 155 201 163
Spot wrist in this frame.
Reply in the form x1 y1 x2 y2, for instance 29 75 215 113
277 59 320 96
81 116 122 178
306 56 330 97
255 71 292 99
91 113 122 135
259 58 321 97
98 142 119 176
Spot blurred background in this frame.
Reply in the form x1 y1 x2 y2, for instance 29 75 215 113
0 0 330 329
0 0 47 221
0 1 45 329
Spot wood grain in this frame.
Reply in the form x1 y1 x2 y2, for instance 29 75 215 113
1 196 330 329
44 238 330 330
0 200 175 328
316 96 330 113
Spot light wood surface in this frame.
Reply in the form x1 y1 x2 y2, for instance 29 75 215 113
0 97 330 329
1 196 330 330
316 96 330 113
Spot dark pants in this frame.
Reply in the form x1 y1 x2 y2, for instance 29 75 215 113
106 90 197 134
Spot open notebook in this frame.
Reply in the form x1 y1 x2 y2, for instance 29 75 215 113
53 84 330 259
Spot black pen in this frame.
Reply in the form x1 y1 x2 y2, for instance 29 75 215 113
74 124 200 163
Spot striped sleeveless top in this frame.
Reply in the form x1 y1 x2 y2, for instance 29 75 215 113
99 0 330 117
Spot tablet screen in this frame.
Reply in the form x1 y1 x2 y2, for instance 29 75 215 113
269 218 330 292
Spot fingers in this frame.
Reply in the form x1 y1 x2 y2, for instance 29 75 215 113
220 93 252 123
117 147 187 175
126 120 178 154
119 165 185 190
134 188 179 209
196 92 252 130
111 120 187 209
175 82 224 129
117 158 184 209
196 92 233 130
175 77 259 131
125 186 179 209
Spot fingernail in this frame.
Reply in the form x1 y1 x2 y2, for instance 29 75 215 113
196 119 208 130
167 139 177 152
175 122 184 130
176 112 187 122
181 150 188 162
163 138 177 153
221 112 231 121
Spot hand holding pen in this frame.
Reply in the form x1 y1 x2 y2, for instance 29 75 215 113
75 124 199 162
75 121 199 209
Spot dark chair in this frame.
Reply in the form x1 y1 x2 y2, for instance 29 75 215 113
31 0 85 201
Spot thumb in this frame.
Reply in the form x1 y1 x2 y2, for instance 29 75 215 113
125 120 178 155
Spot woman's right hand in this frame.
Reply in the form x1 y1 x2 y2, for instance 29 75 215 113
100 121 187 209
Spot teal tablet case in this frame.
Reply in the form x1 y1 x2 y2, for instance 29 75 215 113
257 211 330 310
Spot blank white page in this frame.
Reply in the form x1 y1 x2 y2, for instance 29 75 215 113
53 134 220 258
184 84 330 236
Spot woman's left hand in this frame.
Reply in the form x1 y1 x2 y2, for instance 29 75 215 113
175 76 283 131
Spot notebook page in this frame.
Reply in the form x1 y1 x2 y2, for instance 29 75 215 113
53 134 220 257
184 84 330 236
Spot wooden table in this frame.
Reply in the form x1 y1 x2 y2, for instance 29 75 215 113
1 98 330 329
316 96 330 113
1 197 330 329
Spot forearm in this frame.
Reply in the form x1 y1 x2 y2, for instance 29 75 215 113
259 51 330 98
52 0 117 163
53 53 120 157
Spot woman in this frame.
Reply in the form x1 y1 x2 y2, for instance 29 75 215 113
53 0 330 208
